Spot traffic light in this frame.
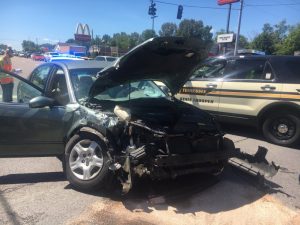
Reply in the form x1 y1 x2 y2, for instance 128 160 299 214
152 3 157 16
177 5 183 19
148 3 157 16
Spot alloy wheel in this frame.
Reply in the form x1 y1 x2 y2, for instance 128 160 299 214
69 140 104 180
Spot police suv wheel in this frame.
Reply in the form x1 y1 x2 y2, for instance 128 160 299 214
64 133 110 191
262 113 300 147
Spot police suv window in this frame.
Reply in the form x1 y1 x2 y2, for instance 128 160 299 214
30 65 52 89
192 59 226 79
271 57 300 83
223 59 272 80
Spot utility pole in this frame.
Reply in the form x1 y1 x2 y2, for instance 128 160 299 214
226 4 232 33
224 3 232 54
234 0 244 56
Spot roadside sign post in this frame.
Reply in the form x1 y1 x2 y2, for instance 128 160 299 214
224 3 232 54
234 0 244 56
217 0 240 54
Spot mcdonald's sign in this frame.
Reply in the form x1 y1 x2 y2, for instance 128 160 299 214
74 23 91 42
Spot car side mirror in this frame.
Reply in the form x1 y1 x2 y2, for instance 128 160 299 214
29 96 55 108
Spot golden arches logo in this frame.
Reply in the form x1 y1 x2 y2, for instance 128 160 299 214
75 23 91 36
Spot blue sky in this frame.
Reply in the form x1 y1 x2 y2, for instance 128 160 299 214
1 0 299 50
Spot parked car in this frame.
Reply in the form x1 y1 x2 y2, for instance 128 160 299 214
95 55 118 62
18 52 25 57
176 55 300 147
31 53 45 61
24 52 32 58
0 37 236 192
44 52 59 62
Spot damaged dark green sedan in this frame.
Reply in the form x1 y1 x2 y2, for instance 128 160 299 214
0 37 277 193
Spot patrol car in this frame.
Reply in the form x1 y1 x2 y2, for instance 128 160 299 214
176 55 300 147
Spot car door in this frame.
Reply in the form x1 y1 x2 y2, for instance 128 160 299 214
218 57 283 121
176 58 225 113
270 57 300 102
0 69 68 157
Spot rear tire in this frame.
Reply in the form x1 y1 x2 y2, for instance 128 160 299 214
262 112 300 147
64 133 110 191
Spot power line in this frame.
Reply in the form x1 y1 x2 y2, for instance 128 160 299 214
154 1 240 10
154 0 300 9
245 3 300 6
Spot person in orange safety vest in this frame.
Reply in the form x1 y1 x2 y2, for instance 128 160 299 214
0 47 14 102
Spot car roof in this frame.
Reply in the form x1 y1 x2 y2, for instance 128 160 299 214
49 60 114 70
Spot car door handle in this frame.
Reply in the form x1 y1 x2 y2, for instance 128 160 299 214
206 83 217 89
261 85 276 91
296 89 300 94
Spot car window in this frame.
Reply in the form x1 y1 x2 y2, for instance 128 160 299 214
271 57 300 83
30 64 52 89
95 56 105 61
223 59 270 80
94 80 166 102
69 68 102 102
0 72 42 103
192 59 226 79
106 57 117 62
47 66 70 106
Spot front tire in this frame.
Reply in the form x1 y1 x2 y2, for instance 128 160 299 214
262 112 300 147
64 133 110 191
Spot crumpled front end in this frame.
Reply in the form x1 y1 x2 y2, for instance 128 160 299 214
83 100 279 194
105 103 237 193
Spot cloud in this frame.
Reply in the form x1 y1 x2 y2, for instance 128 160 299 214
42 37 59 43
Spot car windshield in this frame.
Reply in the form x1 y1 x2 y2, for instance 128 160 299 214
93 80 167 102
106 57 117 62
69 68 102 102
95 56 105 61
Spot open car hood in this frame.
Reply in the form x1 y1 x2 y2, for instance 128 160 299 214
89 37 207 97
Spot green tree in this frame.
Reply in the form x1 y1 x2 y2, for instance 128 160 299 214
276 24 300 55
251 21 291 55
274 20 290 41
251 23 278 54
22 40 39 52
140 29 157 42
129 32 140 49
111 32 130 50
238 35 250 49
0 44 8 50
251 32 276 54
159 23 178 37
101 34 111 45
177 19 213 49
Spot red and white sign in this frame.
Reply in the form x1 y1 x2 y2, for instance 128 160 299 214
217 0 240 5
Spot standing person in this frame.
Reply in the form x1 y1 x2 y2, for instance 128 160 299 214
0 47 14 102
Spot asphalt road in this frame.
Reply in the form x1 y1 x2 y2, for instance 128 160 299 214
0 57 299 225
